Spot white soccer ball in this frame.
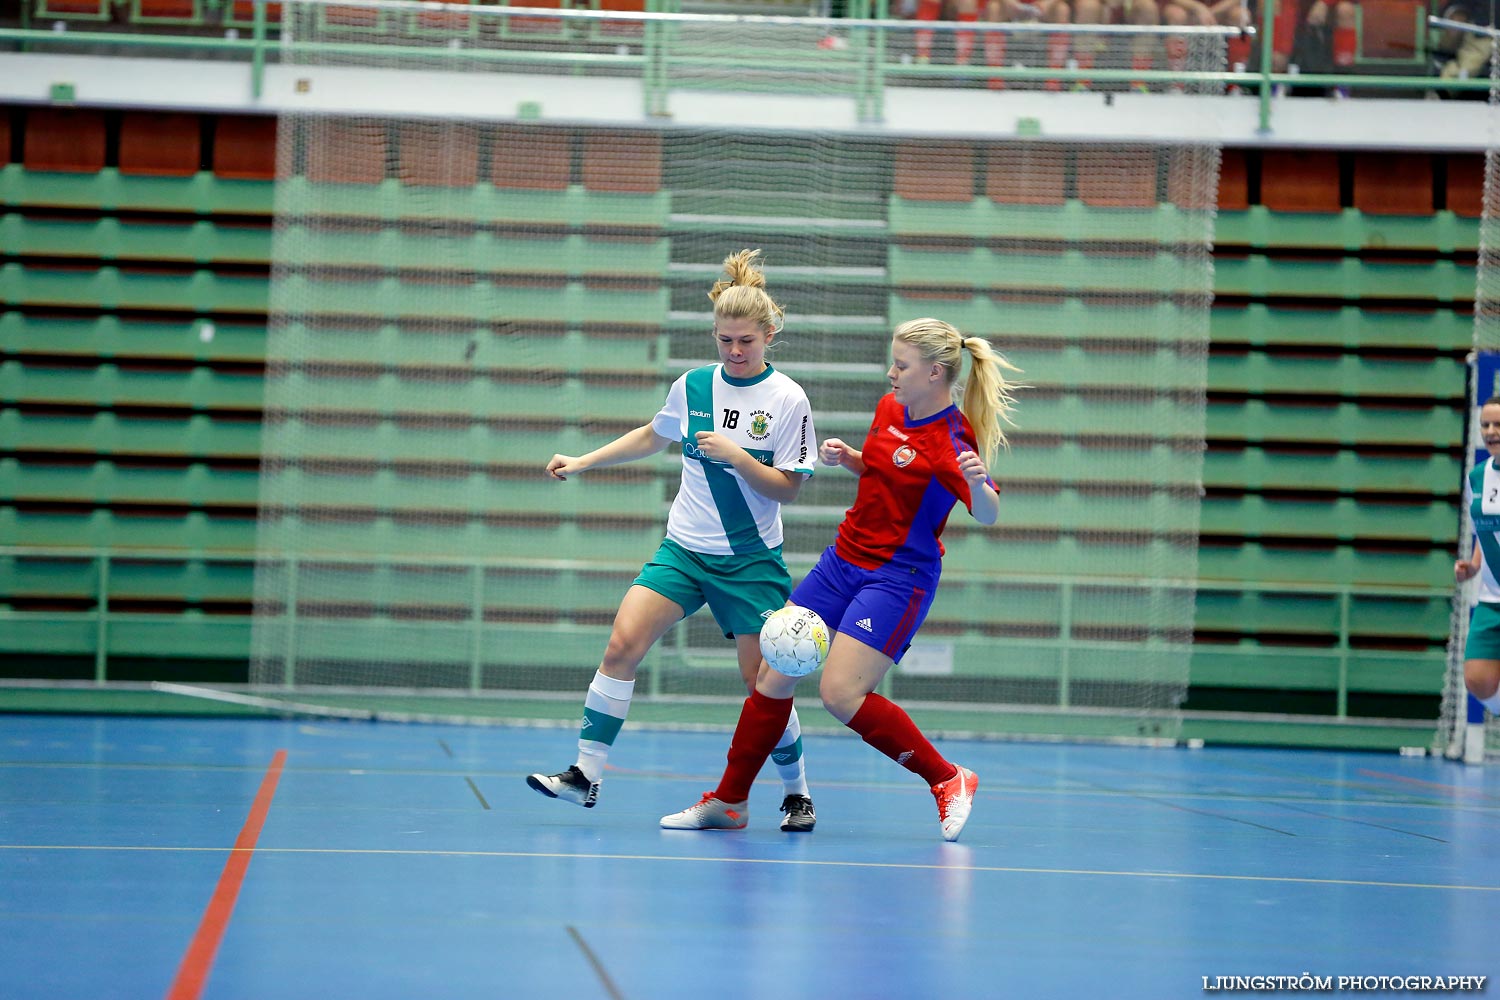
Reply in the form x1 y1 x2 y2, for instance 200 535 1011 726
759 605 831 678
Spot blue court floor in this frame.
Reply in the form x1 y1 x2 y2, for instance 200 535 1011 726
1 713 1498 1000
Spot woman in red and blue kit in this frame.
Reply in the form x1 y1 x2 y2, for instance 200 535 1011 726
661 317 1022 842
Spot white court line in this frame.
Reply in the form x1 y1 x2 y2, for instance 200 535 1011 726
3 844 1498 893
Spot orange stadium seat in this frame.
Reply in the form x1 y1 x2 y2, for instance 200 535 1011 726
985 144 1064 206
213 115 278 181
504 0 568 35
119 112 201 177
597 0 646 36
492 126 571 190
894 142 974 202
1076 146 1157 208
23 108 107 173
1215 148 1250 211
1260 150 1341 213
1446 154 1483 218
1353 153 1432 216
399 123 479 188
0 113 10 166
304 120 388 185
582 129 661 193
135 0 200 21
228 0 282 23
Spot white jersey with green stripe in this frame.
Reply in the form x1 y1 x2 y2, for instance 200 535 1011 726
1469 458 1500 603
651 363 816 556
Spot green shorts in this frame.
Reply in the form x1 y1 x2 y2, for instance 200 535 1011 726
1466 602 1500 661
634 537 791 639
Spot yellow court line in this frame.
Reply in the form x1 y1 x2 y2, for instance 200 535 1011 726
4 843 1498 893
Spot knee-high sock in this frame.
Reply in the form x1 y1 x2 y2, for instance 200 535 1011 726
771 706 809 797
1332 25 1356 69
715 689 795 803
575 670 634 783
915 0 941 59
954 9 978 64
846 692 954 786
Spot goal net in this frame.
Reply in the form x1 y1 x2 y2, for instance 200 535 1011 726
248 0 1226 740
1437 17 1500 762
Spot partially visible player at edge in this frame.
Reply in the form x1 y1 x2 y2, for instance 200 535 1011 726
661 317 1021 842
1454 396 1500 719
526 249 821 833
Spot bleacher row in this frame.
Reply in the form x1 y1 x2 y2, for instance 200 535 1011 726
0 105 1470 719
31 0 651 38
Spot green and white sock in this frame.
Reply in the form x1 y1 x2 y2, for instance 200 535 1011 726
576 670 634 784
771 706 809 798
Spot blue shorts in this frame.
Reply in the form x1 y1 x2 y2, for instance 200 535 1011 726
789 546 936 664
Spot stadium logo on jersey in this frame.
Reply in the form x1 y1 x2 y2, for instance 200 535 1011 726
747 409 772 441
892 445 917 468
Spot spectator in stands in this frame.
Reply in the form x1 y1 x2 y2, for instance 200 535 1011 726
1431 0 1493 98
525 249 821 835
658 318 1021 843
1455 398 1500 719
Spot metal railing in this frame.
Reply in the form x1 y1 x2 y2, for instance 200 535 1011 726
1 0 1489 132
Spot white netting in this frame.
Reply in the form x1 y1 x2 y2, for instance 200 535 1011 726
249 1 1225 740
1437 20 1500 761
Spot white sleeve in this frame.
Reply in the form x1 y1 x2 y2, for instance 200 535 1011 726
773 384 817 476
651 373 688 442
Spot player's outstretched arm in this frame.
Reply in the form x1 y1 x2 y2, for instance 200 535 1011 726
820 437 865 475
958 449 999 526
547 424 672 480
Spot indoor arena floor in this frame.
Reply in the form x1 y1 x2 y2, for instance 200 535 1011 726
2 713 1497 1000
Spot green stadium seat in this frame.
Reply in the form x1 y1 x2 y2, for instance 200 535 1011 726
2 360 264 411
1203 446 1457 494
0 507 258 551
1207 351 1463 399
0 459 260 507
1199 494 1457 543
0 410 262 459
1204 399 1461 447
1210 303 1474 350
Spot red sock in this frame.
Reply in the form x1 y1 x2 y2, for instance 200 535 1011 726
955 10 978 65
1332 25 1356 68
846 693 954 786
1045 31 1070 89
714 689 795 803
915 0 940 59
984 30 1006 88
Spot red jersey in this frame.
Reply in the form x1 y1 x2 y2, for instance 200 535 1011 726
834 393 991 581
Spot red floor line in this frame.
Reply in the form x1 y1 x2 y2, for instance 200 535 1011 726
165 749 288 1000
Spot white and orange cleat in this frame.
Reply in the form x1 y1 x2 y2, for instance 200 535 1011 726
931 765 978 842
660 792 749 830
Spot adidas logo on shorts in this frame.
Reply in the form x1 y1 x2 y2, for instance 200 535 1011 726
856 618 874 633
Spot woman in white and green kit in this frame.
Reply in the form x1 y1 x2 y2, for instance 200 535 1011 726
526 249 820 832
1457 396 1500 717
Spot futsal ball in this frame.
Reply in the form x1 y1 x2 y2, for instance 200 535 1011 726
759 605 831 678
